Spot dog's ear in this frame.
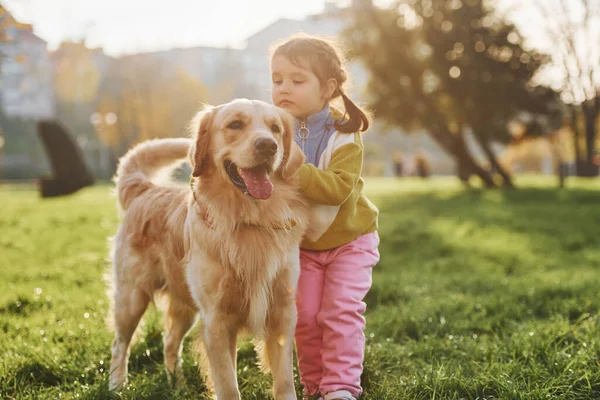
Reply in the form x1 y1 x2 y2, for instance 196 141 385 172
278 108 305 180
189 106 215 177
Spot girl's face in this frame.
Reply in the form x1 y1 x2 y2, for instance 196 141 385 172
271 55 336 120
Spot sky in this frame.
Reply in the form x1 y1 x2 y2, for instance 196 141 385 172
2 0 343 55
5 0 587 95
3 0 547 56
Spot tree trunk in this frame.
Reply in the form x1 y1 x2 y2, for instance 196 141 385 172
454 133 497 188
426 128 497 188
473 134 515 188
583 102 598 164
418 96 497 188
570 106 581 175
577 99 600 177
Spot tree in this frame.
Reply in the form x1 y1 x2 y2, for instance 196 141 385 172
95 55 210 155
53 41 101 104
500 0 600 176
344 0 561 187
51 41 106 146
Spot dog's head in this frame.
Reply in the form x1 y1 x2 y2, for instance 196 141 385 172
189 99 304 200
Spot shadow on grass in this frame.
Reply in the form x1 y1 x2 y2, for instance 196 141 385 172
375 185 600 261
365 185 600 342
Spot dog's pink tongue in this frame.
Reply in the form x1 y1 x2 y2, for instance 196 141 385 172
239 165 273 200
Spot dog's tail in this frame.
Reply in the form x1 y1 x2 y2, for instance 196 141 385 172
114 138 192 210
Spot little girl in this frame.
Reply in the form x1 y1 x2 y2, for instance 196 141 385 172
270 35 380 400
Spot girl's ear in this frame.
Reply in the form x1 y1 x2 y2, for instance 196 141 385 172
322 78 338 100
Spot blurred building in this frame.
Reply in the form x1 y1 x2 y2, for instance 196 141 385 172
143 1 367 103
50 40 112 105
241 3 346 101
0 6 55 119
149 46 249 99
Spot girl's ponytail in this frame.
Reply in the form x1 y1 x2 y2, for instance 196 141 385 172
334 89 371 133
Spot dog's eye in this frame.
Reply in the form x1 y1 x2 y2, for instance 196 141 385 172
227 120 244 130
271 124 281 134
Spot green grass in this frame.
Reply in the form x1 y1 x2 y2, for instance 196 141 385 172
1 176 600 399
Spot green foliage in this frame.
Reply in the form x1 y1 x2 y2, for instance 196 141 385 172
344 0 561 144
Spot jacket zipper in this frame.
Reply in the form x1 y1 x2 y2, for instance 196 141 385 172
297 120 310 153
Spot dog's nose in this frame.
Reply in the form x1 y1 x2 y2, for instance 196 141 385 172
254 137 278 157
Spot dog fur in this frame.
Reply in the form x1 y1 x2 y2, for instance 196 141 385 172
107 99 308 400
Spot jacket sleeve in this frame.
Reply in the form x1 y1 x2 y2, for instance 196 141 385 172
297 132 363 206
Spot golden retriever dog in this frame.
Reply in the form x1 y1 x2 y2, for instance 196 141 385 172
107 99 308 400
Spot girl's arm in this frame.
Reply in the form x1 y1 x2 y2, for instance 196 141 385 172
297 132 363 206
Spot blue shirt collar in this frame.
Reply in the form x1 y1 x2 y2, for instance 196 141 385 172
305 104 330 125
296 104 331 134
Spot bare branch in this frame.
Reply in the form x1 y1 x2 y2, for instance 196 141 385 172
533 0 581 100
528 0 600 104
575 0 597 100
585 0 600 98
557 0 592 100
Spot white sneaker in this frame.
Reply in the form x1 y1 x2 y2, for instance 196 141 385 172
324 390 357 400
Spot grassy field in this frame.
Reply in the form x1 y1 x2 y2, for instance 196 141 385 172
1 176 600 399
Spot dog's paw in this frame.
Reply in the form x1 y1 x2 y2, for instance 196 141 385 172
108 375 127 391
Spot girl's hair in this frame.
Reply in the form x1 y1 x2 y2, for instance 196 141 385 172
271 34 370 133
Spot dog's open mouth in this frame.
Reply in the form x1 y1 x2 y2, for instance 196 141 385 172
224 160 274 200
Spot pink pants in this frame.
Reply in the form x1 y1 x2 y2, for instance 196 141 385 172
295 231 380 398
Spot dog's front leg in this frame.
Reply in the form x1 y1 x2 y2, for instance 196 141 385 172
203 313 240 400
265 260 300 400
265 310 296 400
186 251 241 400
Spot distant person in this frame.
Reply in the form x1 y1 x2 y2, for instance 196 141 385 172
550 130 570 188
414 150 431 179
391 150 404 177
270 34 380 400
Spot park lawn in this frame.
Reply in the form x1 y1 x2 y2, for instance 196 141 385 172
1 176 599 399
